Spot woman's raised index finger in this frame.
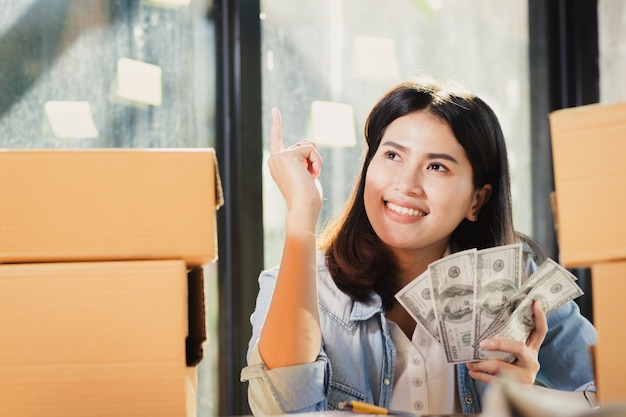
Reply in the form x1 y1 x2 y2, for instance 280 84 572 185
269 108 284 155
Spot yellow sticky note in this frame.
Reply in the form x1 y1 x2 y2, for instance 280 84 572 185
309 100 356 148
44 101 99 139
112 58 162 107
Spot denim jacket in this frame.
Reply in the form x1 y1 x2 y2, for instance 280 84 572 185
241 250 597 416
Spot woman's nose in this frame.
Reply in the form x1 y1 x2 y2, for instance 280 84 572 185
395 168 424 195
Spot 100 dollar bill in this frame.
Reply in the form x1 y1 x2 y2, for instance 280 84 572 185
473 243 523 360
395 270 440 342
429 248 477 363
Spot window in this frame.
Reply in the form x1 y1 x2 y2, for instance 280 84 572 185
0 1 214 150
260 0 532 269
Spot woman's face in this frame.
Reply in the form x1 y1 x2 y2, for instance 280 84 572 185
364 110 490 262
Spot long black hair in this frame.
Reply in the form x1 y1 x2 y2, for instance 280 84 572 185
319 78 521 310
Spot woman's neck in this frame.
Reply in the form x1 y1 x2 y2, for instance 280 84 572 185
387 244 449 338
392 244 449 287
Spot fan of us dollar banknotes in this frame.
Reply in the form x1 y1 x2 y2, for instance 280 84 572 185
395 243 583 364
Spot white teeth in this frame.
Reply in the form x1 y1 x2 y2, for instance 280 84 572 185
387 202 426 217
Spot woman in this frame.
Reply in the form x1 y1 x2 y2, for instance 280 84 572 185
241 78 597 415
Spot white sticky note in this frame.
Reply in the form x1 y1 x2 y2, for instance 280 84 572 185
141 0 190 8
112 58 162 107
309 100 356 148
352 36 399 80
44 101 99 139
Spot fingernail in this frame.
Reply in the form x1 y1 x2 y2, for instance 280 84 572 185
480 340 495 349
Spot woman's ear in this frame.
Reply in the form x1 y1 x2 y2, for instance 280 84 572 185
467 184 492 222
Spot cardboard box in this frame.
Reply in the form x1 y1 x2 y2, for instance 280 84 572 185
0 149 223 267
0 260 196 416
591 261 626 405
550 102 626 267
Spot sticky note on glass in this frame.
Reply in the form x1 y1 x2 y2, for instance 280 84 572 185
44 101 99 139
352 36 398 80
309 100 356 148
112 58 162 107
141 0 190 8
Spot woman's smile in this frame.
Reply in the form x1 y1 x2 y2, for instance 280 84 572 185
386 201 427 217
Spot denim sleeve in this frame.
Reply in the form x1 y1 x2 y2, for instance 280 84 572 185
241 345 329 415
240 267 329 415
244 267 278 363
536 300 597 391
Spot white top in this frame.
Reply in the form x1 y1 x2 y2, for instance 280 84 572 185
388 321 458 415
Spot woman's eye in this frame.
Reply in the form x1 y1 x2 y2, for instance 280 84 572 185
384 151 399 160
428 162 448 172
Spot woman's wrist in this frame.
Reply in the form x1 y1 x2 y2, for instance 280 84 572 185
286 207 320 233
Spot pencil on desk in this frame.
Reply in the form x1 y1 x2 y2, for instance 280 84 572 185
337 400 416 416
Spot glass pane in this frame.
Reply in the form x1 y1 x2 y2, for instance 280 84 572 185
0 1 218 416
261 0 531 269
599 0 626 103
0 0 215 149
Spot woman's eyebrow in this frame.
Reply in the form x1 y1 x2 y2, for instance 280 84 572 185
380 140 407 152
380 141 460 165
426 153 459 164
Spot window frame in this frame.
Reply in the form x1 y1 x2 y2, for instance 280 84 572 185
214 1 599 414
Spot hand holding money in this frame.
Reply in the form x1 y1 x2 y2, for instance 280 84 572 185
466 299 547 385
395 244 583 364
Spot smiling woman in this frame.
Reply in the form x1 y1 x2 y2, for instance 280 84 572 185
241 77 597 416
315 81 509 319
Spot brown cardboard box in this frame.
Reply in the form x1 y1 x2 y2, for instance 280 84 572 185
591 261 626 405
591 260 626 405
0 149 223 267
549 101 626 268
0 260 194 416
